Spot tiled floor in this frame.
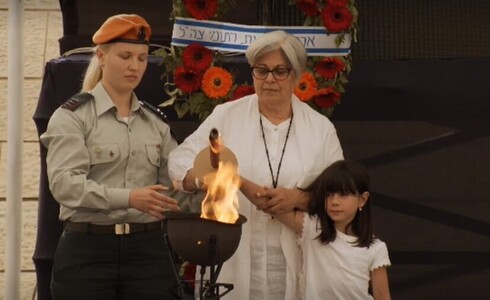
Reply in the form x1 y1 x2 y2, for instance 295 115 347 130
0 0 62 299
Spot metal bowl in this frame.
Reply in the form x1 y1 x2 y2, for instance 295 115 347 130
163 212 247 266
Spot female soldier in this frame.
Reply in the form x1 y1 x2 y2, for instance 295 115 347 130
41 14 181 299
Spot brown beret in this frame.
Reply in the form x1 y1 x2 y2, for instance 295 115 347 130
92 14 151 45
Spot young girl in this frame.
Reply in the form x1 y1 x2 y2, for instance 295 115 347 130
254 160 391 300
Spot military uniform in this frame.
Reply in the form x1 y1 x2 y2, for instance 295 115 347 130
41 82 176 224
41 82 181 299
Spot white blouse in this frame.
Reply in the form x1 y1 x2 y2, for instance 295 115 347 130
299 215 391 300
168 94 343 300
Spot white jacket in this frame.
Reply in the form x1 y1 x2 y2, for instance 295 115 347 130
168 94 343 299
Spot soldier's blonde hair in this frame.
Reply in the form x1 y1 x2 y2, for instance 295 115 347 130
81 44 110 92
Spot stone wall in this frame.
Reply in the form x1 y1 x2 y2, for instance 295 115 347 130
0 1 62 299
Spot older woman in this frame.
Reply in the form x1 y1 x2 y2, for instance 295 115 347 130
168 30 344 299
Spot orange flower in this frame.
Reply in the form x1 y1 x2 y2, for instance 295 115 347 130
294 72 318 102
202 67 233 99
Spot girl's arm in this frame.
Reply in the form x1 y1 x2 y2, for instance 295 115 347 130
273 210 304 235
371 267 391 300
240 177 304 234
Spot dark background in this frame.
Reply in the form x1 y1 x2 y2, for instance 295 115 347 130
34 1 490 299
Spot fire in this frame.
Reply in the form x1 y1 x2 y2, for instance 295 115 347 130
200 161 240 224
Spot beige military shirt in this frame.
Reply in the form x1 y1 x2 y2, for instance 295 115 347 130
40 82 178 224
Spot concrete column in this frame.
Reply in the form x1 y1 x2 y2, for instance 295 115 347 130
5 0 25 299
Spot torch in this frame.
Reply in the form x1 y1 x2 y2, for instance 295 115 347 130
164 128 244 299
193 128 238 189
209 128 220 169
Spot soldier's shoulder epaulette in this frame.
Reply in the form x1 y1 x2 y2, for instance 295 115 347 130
61 92 94 111
139 100 170 124
139 100 178 141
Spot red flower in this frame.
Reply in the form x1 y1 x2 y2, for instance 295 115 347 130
327 0 349 7
314 57 346 80
184 0 218 20
313 87 340 109
202 67 233 99
231 85 255 101
294 72 318 102
182 43 213 72
296 0 319 17
321 4 353 33
174 66 202 93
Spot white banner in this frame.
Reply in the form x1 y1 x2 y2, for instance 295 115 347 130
171 17 351 57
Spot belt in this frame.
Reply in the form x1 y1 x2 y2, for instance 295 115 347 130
63 221 162 235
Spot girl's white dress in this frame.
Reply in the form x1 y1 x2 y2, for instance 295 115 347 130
299 214 391 300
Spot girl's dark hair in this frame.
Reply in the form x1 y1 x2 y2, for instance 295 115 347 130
306 160 374 247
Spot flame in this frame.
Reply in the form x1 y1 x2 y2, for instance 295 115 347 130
200 161 240 224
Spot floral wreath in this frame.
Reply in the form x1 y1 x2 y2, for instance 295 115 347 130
158 0 358 122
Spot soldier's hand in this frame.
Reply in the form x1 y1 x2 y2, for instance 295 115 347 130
129 184 180 219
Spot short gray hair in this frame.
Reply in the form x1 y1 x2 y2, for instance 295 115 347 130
245 30 307 82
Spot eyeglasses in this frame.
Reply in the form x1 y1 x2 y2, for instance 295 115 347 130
251 67 292 81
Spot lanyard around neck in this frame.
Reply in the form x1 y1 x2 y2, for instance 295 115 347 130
259 113 294 188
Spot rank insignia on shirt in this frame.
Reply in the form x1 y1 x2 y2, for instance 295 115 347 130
139 100 177 141
61 92 94 111
139 101 169 123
